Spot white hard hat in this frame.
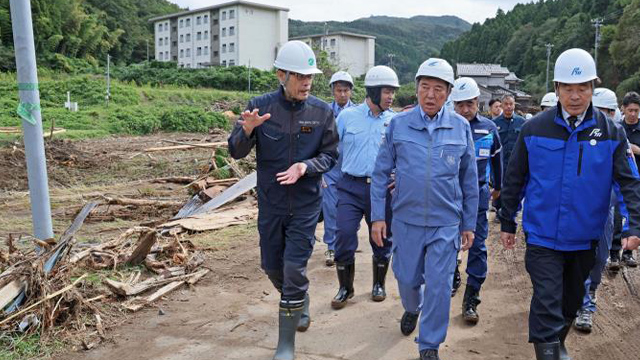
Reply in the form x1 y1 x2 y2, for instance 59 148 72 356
415 58 455 86
450 77 481 102
553 48 598 84
540 92 558 107
593 88 618 110
273 41 322 75
329 71 354 87
364 66 400 88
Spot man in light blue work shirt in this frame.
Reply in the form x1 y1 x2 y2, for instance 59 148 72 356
331 66 399 310
322 71 356 267
371 59 478 360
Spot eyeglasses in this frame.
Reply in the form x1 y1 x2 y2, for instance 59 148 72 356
291 72 315 81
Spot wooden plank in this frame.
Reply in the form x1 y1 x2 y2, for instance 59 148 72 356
126 231 157 266
0 279 24 310
144 142 227 153
101 196 183 208
162 205 257 232
146 281 184 303
103 272 204 297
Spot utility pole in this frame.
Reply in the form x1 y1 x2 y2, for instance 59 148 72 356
106 54 111 106
388 53 395 69
545 43 554 93
9 0 53 240
592 18 603 69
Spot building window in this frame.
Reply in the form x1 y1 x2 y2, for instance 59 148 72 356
204 15 209 23
173 41 177 47
165 23 169 31
173 56 177 61
229 43 235 52
180 49 184 58
222 11 226 20
204 46 209 55
213 19 219 25
213 50 219 57
323 39 327 48
196 16 201 25
213 34 219 41
186 48 191 57
165 51 169 59
330 39 336 47
186 34 191 41
158 23 162 32
229 60 235 66
229 26 235 36
180 34 184 43
197 47 202 56
330 52 336 60
222 28 226 37
165 37 168 44
197 32 202 40
186 63 191 68
222 44 227 53
180 19 183 28
159 38 163 46
222 60 227 67
172 26 177 32
204 31 209 39
186 18 191 26
229 10 235 19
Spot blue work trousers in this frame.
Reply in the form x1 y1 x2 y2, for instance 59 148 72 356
581 204 615 312
322 168 341 250
334 175 392 263
466 184 490 291
392 220 460 351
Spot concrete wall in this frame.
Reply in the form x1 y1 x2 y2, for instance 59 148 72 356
335 35 370 77
154 20 171 61
237 5 287 70
219 5 239 67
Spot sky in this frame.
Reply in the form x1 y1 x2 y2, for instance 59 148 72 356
168 0 531 24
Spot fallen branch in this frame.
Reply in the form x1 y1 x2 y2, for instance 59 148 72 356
125 231 157 266
144 141 227 153
101 196 183 208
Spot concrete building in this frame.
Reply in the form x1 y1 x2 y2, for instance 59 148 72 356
149 1 288 69
457 63 532 111
290 32 376 77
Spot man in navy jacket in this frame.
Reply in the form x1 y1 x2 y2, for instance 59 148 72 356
499 48 640 360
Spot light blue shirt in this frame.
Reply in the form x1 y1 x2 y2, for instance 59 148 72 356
419 105 446 135
330 99 355 118
337 103 396 177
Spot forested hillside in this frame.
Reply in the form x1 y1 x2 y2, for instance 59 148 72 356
441 0 640 98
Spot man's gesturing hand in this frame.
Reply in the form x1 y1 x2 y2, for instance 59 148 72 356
239 109 271 136
501 232 516 249
276 163 307 185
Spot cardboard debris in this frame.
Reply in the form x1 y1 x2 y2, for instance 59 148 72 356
162 203 257 232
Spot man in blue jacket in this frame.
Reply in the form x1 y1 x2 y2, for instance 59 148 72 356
371 58 478 360
331 66 398 309
492 94 525 214
322 71 356 267
228 40 338 360
499 48 640 360
451 77 503 324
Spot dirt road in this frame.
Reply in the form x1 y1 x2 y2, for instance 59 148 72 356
56 214 640 360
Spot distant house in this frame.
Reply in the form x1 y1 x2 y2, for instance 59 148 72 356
456 63 532 111
289 32 375 77
149 1 289 70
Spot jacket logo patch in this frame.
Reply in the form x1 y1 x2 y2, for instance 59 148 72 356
589 128 603 138
299 120 320 126
301 126 312 133
590 139 597 146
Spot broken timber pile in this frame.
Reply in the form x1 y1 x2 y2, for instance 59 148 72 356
1 170 258 349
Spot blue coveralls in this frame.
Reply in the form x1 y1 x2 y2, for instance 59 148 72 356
334 103 394 263
228 87 339 304
322 99 356 251
371 106 478 351
466 115 503 291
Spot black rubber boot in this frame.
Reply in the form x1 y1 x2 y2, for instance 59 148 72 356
331 261 355 309
452 264 462 297
400 311 419 336
534 342 561 360
273 301 303 360
419 349 441 360
558 321 573 360
462 284 481 324
371 257 389 302
297 293 310 332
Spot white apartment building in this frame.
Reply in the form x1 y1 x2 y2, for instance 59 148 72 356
150 1 288 69
289 32 376 77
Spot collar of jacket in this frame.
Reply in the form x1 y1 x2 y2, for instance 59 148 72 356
407 106 453 131
277 86 306 111
553 103 595 133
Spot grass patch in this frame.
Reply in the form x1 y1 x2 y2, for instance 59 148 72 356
190 221 257 250
0 333 65 360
